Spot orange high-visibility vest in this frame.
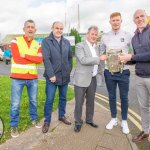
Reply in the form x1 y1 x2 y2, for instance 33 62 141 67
11 37 40 75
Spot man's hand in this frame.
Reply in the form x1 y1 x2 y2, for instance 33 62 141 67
100 55 107 61
119 54 132 62
49 76 56 83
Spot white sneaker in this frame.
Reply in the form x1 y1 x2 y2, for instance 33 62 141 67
106 118 118 130
121 120 130 134
10 127 19 138
32 120 42 129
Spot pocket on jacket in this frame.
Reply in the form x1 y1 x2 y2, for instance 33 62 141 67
54 64 61 73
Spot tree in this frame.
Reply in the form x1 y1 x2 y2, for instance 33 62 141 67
69 28 81 55
69 28 81 44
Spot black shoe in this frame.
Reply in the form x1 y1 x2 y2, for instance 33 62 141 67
74 124 81 132
42 123 50 133
59 116 71 125
86 122 98 128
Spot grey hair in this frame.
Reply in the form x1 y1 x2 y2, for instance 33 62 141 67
87 26 99 33
52 21 63 28
133 9 147 19
24 19 35 27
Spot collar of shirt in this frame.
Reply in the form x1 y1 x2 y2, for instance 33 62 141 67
86 40 98 76
135 24 150 34
110 29 122 35
54 37 61 43
86 40 96 49
86 40 97 57
23 35 33 47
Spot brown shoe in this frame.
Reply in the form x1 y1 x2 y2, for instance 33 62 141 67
42 123 50 133
132 131 149 143
59 116 71 125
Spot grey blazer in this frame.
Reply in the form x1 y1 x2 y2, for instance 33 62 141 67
73 41 101 87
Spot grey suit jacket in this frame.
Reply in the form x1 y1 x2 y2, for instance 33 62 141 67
73 41 101 87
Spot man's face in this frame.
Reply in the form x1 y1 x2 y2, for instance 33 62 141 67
110 15 122 31
23 22 36 39
134 10 147 30
86 29 98 45
52 23 63 38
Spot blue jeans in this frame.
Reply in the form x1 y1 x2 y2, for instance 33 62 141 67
10 79 38 127
44 79 68 124
104 69 130 120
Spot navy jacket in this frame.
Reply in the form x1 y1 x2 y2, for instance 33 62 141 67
132 24 150 77
42 33 72 85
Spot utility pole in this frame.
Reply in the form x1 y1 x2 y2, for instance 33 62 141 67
65 12 67 35
77 4 80 32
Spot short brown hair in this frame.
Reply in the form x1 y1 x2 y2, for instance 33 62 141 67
110 12 121 19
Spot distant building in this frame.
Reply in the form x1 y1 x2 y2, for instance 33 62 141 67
1 31 103 48
1 33 78 47
1 34 49 46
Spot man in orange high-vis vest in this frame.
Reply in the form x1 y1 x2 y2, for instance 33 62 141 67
10 19 43 138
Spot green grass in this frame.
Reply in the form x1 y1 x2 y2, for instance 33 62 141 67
0 76 74 143
73 56 76 68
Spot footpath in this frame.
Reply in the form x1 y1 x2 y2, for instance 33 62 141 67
0 100 138 150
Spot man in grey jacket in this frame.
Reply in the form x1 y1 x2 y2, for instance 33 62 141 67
73 26 101 132
42 21 72 133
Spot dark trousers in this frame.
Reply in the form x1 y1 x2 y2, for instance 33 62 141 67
104 69 130 120
74 77 97 125
5 59 10 65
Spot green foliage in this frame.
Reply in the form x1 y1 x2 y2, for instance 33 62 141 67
71 46 75 56
0 76 74 143
73 56 76 68
69 28 81 55
69 28 81 44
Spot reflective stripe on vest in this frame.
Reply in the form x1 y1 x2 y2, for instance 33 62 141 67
11 36 39 75
12 64 37 69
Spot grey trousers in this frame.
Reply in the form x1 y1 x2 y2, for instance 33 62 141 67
74 77 97 125
136 76 150 134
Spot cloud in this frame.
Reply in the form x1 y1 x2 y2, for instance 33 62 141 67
0 0 66 38
67 0 150 33
0 0 150 39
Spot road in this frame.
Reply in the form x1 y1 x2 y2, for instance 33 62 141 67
0 61 149 149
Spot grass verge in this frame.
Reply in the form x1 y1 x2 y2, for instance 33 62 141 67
0 76 74 143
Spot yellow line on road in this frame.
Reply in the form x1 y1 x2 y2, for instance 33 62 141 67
95 93 141 121
95 95 142 131
95 101 109 111
68 85 142 131
116 106 142 131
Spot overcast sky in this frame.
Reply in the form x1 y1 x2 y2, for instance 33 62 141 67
0 0 150 39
